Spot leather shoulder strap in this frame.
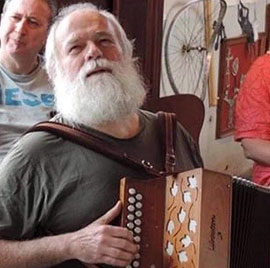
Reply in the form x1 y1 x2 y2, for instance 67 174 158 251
26 121 163 177
157 112 176 173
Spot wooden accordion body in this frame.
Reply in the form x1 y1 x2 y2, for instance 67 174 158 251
120 168 270 268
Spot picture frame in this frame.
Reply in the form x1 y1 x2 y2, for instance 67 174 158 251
216 32 266 138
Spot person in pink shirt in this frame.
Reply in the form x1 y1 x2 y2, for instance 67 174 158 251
235 51 270 186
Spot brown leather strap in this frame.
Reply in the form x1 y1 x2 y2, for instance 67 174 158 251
26 112 176 176
157 112 176 173
165 113 176 173
26 121 164 177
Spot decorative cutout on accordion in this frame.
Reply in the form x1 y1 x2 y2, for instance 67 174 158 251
170 180 179 196
181 234 193 248
167 220 175 235
166 241 174 256
178 207 186 223
164 172 200 267
183 191 192 203
178 251 188 263
188 219 197 233
187 175 197 188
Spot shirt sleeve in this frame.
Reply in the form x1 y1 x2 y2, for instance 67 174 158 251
234 54 270 141
0 142 43 240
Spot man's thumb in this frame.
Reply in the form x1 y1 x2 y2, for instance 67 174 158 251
94 200 122 225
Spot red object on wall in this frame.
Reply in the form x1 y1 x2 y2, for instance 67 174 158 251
216 33 266 139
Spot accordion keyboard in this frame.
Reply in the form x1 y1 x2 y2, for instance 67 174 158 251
125 187 143 268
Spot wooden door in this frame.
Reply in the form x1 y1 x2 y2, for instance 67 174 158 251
114 0 163 99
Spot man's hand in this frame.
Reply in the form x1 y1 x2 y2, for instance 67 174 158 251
68 201 138 267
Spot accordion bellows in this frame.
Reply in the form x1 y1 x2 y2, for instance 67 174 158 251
120 168 270 268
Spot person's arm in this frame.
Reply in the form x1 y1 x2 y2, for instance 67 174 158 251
0 234 70 268
241 138 270 166
0 201 138 268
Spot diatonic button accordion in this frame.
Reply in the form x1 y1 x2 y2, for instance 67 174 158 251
120 168 270 268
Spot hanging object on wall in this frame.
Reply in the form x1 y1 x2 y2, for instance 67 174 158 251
213 19 227 50
216 33 266 139
237 0 254 43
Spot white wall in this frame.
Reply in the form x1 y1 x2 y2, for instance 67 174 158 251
162 0 269 177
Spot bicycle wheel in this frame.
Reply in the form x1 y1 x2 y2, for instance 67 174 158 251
163 0 227 100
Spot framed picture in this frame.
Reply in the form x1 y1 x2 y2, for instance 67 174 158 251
216 32 266 138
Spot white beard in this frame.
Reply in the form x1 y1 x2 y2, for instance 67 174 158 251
53 58 146 127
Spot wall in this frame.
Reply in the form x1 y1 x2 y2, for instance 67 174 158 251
162 0 269 177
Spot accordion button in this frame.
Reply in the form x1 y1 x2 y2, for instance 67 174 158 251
134 227 141 234
133 260 140 267
128 197 136 204
127 214 135 221
127 222 135 229
135 202 142 209
134 236 141 243
126 265 132 268
135 193 143 200
128 205 135 212
128 188 136 195
134 219 142 226
135 253 140 259
135 211 142 217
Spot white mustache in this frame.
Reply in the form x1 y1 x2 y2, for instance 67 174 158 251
80 59 115 80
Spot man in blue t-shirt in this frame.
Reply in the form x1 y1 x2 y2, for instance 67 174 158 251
0 0 56 162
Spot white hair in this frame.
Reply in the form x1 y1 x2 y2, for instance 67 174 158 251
44 2 134 82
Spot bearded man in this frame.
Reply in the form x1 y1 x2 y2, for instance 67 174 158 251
0 3 203 268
